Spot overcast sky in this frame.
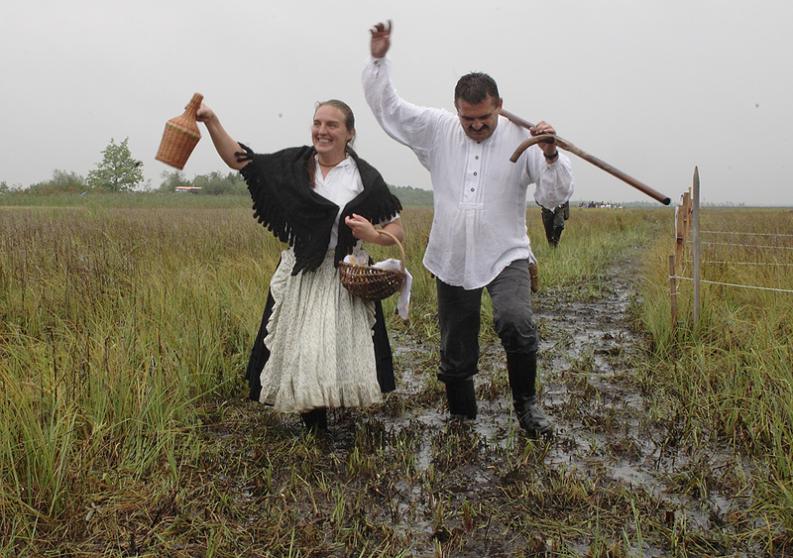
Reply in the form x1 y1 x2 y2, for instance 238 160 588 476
2 1 791 205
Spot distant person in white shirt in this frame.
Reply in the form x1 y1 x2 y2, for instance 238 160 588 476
363 21 574 437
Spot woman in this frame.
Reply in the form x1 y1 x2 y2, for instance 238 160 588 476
197 99 404 432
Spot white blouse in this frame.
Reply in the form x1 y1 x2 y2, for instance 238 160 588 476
313 155 362 250
363 57 575 289
312 155 398 250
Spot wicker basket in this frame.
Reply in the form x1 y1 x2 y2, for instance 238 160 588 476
339 229 406 301
155 93 203 170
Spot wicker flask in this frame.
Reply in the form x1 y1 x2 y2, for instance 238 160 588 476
155 93 203 170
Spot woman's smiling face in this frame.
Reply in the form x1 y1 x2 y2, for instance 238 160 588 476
312 104 354 162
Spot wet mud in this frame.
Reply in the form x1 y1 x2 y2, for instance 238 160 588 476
191 248 764 557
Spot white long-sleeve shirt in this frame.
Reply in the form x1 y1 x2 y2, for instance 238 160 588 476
362 57 575 289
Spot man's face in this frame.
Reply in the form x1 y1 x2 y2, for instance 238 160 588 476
456 95 502 142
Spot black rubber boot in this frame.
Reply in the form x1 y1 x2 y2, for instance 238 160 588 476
300 407 328 433
506 351 554 438
444 379 477 419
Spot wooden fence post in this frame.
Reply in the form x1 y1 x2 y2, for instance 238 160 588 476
675 199 686 272
669 254 678 330
682 191 692 240
692 167 701 324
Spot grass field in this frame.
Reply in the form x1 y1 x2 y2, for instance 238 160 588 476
1 194 791 556
639 208 793 551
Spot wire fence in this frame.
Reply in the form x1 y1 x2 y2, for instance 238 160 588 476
700 229 793 238
671 275 793 295
699 260 793 267
690 240 793 251
668 176 793 327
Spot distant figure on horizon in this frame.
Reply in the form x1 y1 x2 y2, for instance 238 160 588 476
363 21 574 437
538 199 571 248
197 98 404 433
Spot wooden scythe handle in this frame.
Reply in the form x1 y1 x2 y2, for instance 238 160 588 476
499 108 671 206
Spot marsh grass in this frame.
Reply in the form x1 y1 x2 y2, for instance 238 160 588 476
639 208 793 548
5 197 790 555
1 204 278 548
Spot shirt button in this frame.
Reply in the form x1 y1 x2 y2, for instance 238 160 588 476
470 188 475 192
475 155 479 160
473 171 478 176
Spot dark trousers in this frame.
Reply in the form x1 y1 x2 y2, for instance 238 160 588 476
541 201 569 247
436 259 538 383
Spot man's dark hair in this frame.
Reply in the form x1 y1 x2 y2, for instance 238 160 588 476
454 72 500 105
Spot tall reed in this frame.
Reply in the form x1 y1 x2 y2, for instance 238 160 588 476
1 206 278 541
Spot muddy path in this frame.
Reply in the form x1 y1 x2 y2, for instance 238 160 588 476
186 248 761 557
332 249 756 556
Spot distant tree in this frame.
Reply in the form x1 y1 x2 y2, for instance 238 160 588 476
86 138 144 192
389 184 433 207
159 170 188 192
27 170 87 194
192 171 248 195
0 181 8 193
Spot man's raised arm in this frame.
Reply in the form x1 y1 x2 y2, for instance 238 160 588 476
362 20 442 161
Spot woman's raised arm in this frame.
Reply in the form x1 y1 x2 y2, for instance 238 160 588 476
196 102 248 170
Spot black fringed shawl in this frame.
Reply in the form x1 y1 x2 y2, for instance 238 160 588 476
237 144 402 275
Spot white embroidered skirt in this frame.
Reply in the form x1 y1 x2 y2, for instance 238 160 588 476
258 248 382 413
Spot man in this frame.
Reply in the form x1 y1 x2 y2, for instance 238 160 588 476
363 21 574 437
539 200 571 248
